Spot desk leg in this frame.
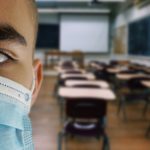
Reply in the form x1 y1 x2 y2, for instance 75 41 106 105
45 54 48 67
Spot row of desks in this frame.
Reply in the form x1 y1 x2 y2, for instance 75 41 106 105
61 71 150 81
56 61 150 102
57 67 115 102
56 61 150 141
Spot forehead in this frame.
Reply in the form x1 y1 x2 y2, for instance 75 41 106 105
0 0 34 48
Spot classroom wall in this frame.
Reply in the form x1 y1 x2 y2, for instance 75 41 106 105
34 50 111 65
35 4 150 66
113 4 150 66
38 14 59 24
36 12 111 64
115 4 150 27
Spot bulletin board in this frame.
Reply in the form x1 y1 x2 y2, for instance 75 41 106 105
113 25 127 54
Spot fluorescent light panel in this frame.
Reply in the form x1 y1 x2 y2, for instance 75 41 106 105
38 8 111 13
36 0 125 2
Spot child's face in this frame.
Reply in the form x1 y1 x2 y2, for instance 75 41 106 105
0 0 36 89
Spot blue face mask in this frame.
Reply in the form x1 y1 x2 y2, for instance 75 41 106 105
0 75 35 150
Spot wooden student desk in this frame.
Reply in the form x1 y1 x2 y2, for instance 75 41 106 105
140 80 150 138
116 73 148 80
58 87 116 101
141 80 150 88
143 68 150 74
55 67 85 74
90 63 104 70
107 68 120 74
60 73 95 80
58 87 116 122
65 80 110 89
106 66 128 74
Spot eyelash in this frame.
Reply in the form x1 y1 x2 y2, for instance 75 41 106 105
0 50 16 64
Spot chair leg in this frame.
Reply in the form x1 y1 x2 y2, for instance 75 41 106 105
146 125 150 138
53 78 59 98
60 99 66 123
117 98 127 121
143 99 150 116
102 117 107 128
58 132 63 150
117 100 121 116
58 131 66 150
122 100 127 121
102 135 110 150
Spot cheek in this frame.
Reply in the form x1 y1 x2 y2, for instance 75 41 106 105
0 62 33 90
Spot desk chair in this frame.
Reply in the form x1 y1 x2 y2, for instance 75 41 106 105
117 77 150 121
54 71 86 97
54 76 88 98
57 76 89 122
55 72 94 96
88 61 106 72
60 61 78 70
146 124 150 138
94 69 112 82
71 50 84 68
58 98 110 150
64 70 83 74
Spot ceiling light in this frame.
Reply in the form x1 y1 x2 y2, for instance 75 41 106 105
38 8 111 13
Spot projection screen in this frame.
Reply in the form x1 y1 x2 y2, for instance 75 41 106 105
60 14 109 53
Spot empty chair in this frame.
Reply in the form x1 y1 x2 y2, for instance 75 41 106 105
56 75 90 120
117 77 150 120
71 50 84 68
64 70 84 74
59 60 78 70
94 68 114 82
69 81 105 89
54 73 94 99
140 80 150 116
88 61 106 72
146 124 150 138
58 98 110 150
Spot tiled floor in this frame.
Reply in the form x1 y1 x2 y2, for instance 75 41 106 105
30 75 150 150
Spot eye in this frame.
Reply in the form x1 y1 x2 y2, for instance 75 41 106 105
0 50 16 65
0 49 18 65
0 53 9 64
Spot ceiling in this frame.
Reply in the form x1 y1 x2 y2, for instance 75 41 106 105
36 0 127 14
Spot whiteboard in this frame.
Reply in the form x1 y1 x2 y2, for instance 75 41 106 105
60 14 109 53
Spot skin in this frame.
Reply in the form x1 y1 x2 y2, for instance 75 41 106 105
0 0 43 105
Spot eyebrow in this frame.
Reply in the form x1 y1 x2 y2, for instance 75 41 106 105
0 24 27 46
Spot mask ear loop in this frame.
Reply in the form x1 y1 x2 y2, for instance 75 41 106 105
30 71 36 94
28 71 36 112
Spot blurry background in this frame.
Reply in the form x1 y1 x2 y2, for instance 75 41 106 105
30 0 150 150
35 0 150 65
